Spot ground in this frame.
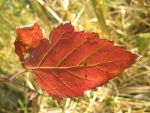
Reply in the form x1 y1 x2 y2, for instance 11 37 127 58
0 0 150 113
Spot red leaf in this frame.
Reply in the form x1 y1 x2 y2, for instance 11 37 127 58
14 23 43 61
15 23 137 98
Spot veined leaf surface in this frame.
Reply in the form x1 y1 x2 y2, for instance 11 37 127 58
15 23 137 98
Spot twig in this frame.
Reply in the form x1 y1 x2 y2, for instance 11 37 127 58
37 0 63 23
0 70 27 84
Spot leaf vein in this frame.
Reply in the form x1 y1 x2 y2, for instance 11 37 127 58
37 27 69 66
56 37 87 66
79 43 110 65
50 70 81 96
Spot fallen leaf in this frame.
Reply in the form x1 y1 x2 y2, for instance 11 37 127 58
15 23 137 98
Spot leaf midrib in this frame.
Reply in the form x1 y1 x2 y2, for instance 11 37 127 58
27 58 129 70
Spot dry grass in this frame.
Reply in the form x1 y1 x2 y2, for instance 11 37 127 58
0 0 150 113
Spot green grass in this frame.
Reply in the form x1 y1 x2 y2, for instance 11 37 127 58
0 0 150 113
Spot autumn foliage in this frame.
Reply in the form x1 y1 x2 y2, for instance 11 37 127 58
14 23 137 98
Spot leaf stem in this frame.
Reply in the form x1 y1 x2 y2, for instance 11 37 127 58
0 70 27 84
